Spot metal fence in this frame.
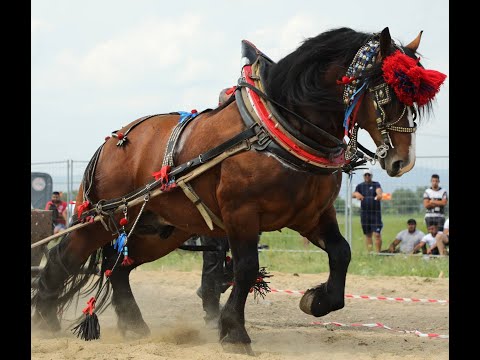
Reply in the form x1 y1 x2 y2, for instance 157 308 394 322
31 156 448 247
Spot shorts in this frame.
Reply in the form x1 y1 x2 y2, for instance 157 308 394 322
360 211 383 235
425 216 445 231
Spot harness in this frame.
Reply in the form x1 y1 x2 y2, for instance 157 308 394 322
33 35 419 256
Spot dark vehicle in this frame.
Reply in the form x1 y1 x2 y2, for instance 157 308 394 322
31 172 53 209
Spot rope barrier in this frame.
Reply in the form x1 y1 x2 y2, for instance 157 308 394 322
311 321 448 339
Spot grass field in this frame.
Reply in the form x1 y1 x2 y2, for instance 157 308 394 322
141 213 449 278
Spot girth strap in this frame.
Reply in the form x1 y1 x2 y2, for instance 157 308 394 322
176 180 225 230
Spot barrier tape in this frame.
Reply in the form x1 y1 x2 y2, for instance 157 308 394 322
311 321 449 339
268 288 448 304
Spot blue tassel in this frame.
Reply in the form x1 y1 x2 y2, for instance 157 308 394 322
113 232 127 253
178 110 199 123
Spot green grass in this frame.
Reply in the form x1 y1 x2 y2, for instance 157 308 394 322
140 212 449 278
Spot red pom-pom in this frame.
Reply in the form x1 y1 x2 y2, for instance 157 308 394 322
191 109 197 114
119 218 128 226
105 136 111 141
105 269 112 277
117 132 124 140
225 255 231 263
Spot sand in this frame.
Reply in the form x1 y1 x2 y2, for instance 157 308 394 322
31 269 449 359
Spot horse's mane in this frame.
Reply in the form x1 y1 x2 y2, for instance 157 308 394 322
266 27 368 113
266 27 434 121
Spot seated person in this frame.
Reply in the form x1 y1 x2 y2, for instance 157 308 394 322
385 218 425 254
412 224 448 255
436 218 449 255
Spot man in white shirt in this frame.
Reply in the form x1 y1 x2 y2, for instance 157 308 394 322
413 224 448 255
386 219 425 254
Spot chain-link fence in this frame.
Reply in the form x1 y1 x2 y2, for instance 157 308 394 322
31 156 448 250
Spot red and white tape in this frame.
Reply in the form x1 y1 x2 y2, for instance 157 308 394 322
269 288 448 304
311 321 449 339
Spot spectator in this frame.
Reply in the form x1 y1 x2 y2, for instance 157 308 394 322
412 224 448 255
352 169 383 252
436 218 449 255
44 191 68 234
385 218 425 254
423 174 448 231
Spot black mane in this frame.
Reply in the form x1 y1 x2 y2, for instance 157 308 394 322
266 27 370 113
265 27 434 121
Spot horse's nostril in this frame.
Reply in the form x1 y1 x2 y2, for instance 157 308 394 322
392 160 403 173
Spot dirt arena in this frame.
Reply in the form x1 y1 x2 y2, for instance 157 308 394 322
31 269 449 359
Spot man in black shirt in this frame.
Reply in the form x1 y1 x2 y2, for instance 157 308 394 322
352 169 384 252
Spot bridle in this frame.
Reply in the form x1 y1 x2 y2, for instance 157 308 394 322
342 35 417 164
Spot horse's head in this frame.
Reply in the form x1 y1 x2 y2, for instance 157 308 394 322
351 27 446 177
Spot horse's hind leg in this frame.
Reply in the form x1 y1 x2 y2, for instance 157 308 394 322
101 244 150 338
299 207 351 317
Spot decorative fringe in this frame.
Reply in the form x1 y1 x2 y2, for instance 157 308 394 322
71 297 100 341
251 267 273 300
113 233 127 253
77 201 91 219
121 255 134 266
121 246 134 266
382 50 446 106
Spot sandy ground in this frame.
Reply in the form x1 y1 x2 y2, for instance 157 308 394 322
31 269 449 359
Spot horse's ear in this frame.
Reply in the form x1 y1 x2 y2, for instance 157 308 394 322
379 27 392 59
405 31 423 52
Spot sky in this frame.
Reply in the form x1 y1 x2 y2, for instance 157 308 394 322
31 0 449 163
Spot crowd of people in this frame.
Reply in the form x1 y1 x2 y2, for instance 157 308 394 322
353 172 449 256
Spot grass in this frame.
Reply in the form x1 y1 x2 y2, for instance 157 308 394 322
140 212 449 278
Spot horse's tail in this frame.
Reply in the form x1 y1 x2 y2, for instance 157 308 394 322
31 233 113 320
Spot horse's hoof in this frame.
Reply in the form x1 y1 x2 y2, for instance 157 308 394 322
299 283 344 317
221 337 256 356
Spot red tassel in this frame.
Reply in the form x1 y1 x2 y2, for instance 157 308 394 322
104 136 110 141
77 201 90 219
152 165 171 182
105 270 112 277
119 218 128 226
382 50 446 106
122 255 134 266
117 132 124 140
191 109 197 114
72 297 100 340
336 76 355 85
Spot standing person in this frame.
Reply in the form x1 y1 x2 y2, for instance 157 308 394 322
385 219 425 254
423 174 448 231
44 191 68 234
352 169 383 252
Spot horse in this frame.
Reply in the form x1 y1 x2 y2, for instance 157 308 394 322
31 26 446 354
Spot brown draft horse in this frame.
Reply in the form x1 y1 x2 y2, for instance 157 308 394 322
31 27 446 354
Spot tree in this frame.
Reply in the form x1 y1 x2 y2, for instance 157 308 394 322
391 188 418 214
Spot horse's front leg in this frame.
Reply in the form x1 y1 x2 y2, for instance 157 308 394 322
299 207 351 317
217 218 259 355
101 243 150 338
